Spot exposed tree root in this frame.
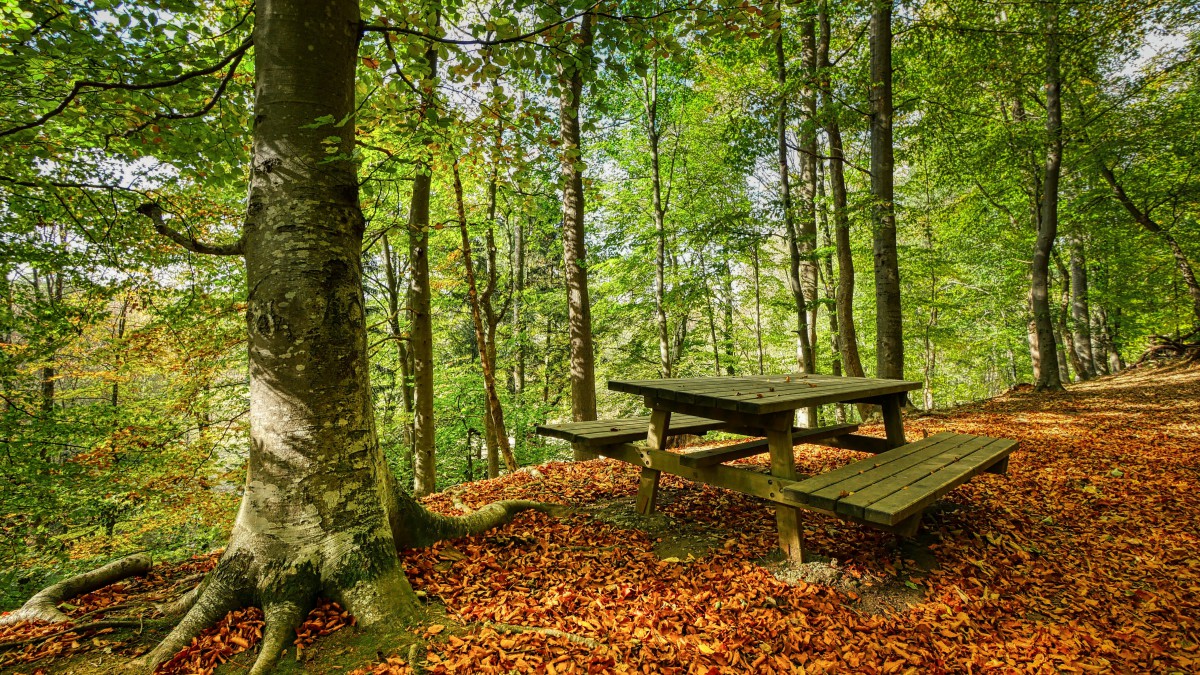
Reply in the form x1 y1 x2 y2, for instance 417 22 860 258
391 484 571 549
485 622 602 648
0 553 152 626
110 491 565 674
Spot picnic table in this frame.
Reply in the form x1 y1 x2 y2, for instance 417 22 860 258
536 374 1017 561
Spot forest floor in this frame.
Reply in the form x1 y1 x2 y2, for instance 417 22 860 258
2 363 1198 674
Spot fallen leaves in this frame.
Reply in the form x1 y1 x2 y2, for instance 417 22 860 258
4 365 1200 674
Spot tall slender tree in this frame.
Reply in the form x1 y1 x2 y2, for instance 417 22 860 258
560 13 599 432
870 0 903 379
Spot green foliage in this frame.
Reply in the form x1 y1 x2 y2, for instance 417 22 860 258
2 0 1199 603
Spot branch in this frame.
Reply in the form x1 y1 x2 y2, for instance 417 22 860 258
111 44 248 143
136 203 244 256
361 3 602 46
0 36 253 139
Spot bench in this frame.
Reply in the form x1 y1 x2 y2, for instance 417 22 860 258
535 417 862 467
535 414 727 448
783 431 1018 535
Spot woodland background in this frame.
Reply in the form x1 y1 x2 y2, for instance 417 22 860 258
1 0 1198 612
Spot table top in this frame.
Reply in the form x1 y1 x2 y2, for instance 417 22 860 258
608 373 922 415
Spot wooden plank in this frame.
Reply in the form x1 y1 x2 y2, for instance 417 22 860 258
834 435 999 520
635 409 672 516
656 379 888 411
534 413 725 446
586 441 922 536
881 393 907 448
635 467 661 515
641 396 795 432
592 442 816 511
766 422 804 561
860 438 1018 525
784 432 959 497
679 423 859 467
637 379 920 416
609 376 922 415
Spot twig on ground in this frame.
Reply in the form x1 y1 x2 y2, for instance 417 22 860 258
484 622 602 648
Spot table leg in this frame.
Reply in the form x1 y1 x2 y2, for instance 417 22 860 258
635 409 671 516
766 422 804 562
881 393 907 449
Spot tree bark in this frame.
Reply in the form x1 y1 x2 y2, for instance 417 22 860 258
752 240 765 375
143 4 421 669
775 15 814 375
408 27 440 496
818 0 866 384
1069 237 1097 378
381 234 415 452
559 13 598 431
869 0 903 380
512 215 526 398
1032 1 1065 391
1053 251 1082 383
798 14 820 362
453 161 517 474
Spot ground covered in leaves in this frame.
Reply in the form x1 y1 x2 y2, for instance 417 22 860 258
2 364 1198 674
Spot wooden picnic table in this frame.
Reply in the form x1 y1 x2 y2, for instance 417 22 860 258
537 373 1017 562
608 374 921 560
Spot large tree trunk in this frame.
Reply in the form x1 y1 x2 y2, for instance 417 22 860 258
1032 1 1065 391
407 28 440 496
142 3 419 669
870 0 903 380
818 0 865 385
559 13 598 433
775 17 814 376
645 58 673 379
1069 237 1097 378
453 162 517 474
133 4 551 672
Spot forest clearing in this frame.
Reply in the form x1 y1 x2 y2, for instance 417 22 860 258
3 0 1200 673
1 362 1198 673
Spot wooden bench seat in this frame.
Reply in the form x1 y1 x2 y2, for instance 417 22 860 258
783 431 1017 532
535 414 726 448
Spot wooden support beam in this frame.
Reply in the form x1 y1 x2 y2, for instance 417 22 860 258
679 423 859 468
880 393 907 448
635 409 671 516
